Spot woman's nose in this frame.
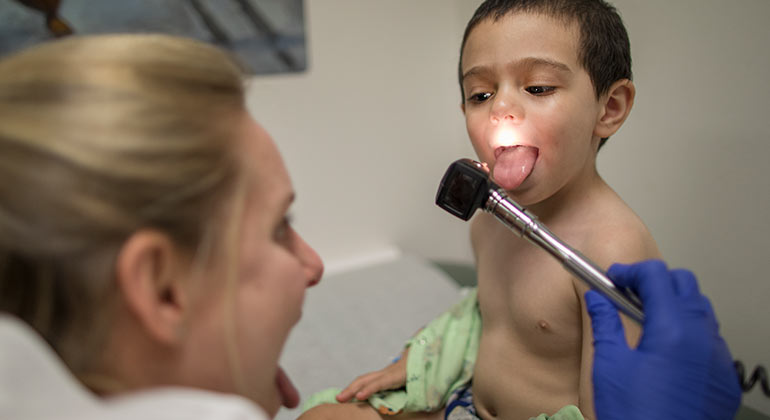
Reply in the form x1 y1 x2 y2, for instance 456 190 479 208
296 234 323 287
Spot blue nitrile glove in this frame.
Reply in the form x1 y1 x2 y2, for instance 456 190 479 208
585 260 742 420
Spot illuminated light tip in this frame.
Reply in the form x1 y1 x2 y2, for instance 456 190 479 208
494 127 518 145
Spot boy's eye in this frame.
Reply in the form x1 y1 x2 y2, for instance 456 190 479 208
525 86 556 96
467 92 492 103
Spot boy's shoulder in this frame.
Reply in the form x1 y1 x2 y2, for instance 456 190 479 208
575 197 661 269
470 183 660 268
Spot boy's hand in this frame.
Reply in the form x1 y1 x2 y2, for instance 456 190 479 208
335 348 409 402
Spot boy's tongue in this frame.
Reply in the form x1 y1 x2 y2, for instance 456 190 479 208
492 146 538 191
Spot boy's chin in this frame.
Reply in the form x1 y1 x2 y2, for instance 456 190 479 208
504 185 546 207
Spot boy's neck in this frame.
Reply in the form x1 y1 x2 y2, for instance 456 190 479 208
525 166 606 224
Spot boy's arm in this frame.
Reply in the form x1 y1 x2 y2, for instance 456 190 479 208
575 226 659 419
578 287 642 420
578 283 598 420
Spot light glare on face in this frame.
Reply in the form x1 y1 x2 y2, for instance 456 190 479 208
494 126 519 146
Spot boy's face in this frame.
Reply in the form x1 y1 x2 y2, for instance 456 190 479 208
461 12 604 206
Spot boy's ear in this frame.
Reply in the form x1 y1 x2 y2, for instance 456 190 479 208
594 79 635 139
460 102 466 115
114 230 189 346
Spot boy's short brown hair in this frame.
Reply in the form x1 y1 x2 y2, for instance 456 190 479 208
460 0 632 100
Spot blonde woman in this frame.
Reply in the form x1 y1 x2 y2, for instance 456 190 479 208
0 34 323 419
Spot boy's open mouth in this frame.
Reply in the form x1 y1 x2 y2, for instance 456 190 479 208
493 145 539 191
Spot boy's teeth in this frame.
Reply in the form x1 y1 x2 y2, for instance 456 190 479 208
493 146 538 191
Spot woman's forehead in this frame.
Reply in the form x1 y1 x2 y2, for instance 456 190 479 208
236 114 293 209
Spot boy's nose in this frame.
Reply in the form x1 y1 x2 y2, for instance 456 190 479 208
490 91 523 124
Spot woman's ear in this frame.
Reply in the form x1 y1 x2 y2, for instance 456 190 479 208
114 230 189 346
594 79 635 139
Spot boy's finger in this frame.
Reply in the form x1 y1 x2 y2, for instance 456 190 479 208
340 384 366 401
358 372 406 401
338 382 359 398
335 387 353 402
356 383 381 401
337 374 375 400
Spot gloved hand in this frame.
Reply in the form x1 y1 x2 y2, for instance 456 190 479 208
585 260 742 420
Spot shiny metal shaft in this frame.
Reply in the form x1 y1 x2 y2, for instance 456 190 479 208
485 189 645 324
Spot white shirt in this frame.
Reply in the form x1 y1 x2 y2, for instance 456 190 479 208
0 315 269 420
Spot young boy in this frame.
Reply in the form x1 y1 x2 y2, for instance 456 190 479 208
302 1 659 419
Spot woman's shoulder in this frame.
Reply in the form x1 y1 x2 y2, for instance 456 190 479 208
0 315 100 419
107 388 269 420
0 315 269 420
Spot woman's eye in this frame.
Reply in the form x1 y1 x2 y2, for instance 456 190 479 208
275 215 293 243
525 86 555 96
467 92 492 103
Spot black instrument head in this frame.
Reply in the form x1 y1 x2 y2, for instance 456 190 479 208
435 158 493 221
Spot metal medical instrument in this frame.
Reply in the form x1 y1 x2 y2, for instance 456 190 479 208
435 158 645 324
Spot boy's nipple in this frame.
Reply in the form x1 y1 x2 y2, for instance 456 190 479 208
493 146 538 191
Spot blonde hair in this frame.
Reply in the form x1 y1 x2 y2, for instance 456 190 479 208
0 34 246 376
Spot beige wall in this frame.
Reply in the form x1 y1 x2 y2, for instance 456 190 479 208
247 0 476 272
247 0 770 414
605 0 770 413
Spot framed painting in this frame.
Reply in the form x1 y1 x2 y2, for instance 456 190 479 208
0 0 307 75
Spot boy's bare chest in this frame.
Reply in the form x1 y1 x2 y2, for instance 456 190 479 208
473 222 583 356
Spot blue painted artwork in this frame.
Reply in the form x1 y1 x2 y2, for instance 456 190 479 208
0 0 307 74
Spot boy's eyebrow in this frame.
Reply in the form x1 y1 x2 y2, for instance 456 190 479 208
461 65 495 83
516 57 572 74
462 57 573 82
